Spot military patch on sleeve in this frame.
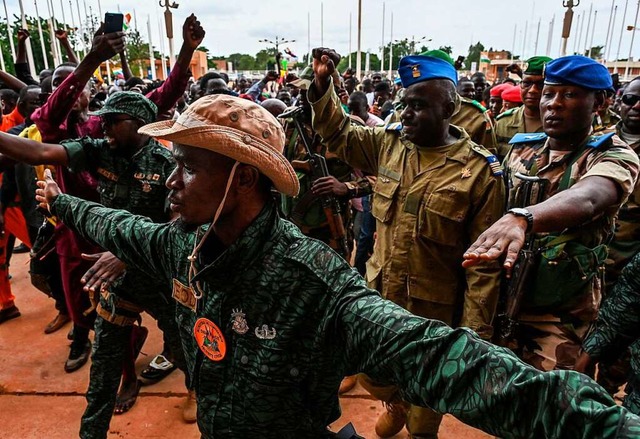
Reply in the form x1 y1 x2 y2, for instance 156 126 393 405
471 145 504 176
586 132 615 149
509 132 548 144
172 278 197 311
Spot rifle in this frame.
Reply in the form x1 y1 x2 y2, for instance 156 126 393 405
278 106 351 260
496 172 548 346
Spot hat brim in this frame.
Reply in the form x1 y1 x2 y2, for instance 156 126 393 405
289 78 311 90
139 120 300 197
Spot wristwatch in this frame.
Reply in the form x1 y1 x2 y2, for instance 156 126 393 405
507 208 534 233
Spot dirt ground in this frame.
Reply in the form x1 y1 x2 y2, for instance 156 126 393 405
0 250 492 439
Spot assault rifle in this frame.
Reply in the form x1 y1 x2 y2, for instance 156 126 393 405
278 106 351 260
496 172 547 345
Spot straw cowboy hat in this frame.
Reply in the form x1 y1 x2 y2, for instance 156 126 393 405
139 94 299 197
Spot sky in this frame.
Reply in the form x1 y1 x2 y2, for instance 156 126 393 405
3 0 640 65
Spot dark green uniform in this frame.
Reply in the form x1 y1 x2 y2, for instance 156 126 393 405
50 193 640 438
583 252 640 414
60 137 184 438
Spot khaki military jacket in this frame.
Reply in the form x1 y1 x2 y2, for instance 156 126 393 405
495 106 544 159
452 98 497 152
310 81 505 339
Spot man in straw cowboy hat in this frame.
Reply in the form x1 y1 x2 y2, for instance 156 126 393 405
33 94 640 438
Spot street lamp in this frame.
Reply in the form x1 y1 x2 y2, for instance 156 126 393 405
394 36 432 57
159 0 179 69
258 36 296 75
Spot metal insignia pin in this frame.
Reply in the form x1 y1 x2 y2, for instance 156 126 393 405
255 324 277 340
231 309 249 335
461 168 472 178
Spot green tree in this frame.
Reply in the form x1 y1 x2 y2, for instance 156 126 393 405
227 53 256 70
125 30 151 77
254 48 277 71
465 42 485 70
585 45 604 59
439 46 453 55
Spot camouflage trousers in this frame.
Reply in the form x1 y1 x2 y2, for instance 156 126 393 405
360 296 455 439
513 319 591 372
79 286 186 439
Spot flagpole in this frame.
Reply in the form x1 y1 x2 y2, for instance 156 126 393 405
607 5 619 60
348 12 351 69
147 14 155 80
625 0 640 79
604 0 616 60
18 0 38 76
584 2 593 54
3 0 17 60
49 0 63 64
380 2 385 72
74 0 84 58
34 0 49 69
356 0 362 80
388 12 393 79
588 10 598 58
548 15 555 56
0 39 5 71
616 0 630 72
320 2 323 47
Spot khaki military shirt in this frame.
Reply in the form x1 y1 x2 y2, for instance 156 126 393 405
495 106 544 159
505 132 639 321
452 98 497 152
309 81 505 339
604 123 640 284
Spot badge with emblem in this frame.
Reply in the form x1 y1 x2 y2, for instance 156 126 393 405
141 180 152 193
411 65 421 78
255 324 277 340
231 308 249 335
461 168 472 179
194 318 227 361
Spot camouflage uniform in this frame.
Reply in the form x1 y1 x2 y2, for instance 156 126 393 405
60 136 185 438
504 131 639 372
593 109 622 133
310 82 505 436
495 106 544 159
452 97 497 152
51 193 640 438
280 117 371 252
583 251 640 414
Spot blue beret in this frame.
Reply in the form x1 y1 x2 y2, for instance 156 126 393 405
398 55 458 88
544 55 612 90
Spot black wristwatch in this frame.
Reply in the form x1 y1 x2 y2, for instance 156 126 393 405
507 208 534 233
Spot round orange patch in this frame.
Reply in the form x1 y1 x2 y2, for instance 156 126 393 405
193 318 226 362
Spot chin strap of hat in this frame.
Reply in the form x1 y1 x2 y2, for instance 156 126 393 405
188 161 240 299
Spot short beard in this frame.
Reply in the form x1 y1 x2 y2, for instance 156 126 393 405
172 217 199 233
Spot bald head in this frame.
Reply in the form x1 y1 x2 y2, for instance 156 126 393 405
261 98 287 118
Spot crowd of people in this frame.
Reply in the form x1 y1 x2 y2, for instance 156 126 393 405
3 10 640 439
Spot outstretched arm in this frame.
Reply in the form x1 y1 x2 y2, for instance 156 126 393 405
55 30 79 65
0 131 69 166
14 29 39 86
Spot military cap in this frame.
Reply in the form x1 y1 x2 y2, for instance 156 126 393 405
419 49 455 66
290 65 314 90
523 56 552 75
544 55 613 90
90 91 158 125
501 85 522 103
398 55 458 88
490 83 513 98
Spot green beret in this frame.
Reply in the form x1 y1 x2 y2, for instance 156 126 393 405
524 56 553 75
90 91 158 125
419 49 455 66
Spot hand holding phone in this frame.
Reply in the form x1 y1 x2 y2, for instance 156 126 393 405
104 12 124 34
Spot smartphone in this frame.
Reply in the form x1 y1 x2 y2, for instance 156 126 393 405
104 12 124 33
457 55 466 63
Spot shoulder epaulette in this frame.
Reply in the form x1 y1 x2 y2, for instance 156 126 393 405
470 99 488 112
586 132 615 149
495 108 516 121
471 145 503 176
509 132 548 144
385 122 403 132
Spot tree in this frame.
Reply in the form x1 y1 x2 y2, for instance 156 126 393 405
465 42 485 70
585 45 604 60
439 46 453 55
254 48 277 71
227 53 256 70
125 30 152 77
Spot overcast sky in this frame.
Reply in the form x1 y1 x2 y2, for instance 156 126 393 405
3 0 640 63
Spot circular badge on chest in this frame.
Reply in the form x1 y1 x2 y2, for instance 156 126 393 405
193 318 227 362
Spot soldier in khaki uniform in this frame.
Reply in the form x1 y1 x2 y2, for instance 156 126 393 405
464 56 639 373
494 56 552 158
309 50 505 439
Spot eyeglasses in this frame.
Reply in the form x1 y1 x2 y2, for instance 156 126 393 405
520 80 544 90
100 115 136 127
622 94 640 107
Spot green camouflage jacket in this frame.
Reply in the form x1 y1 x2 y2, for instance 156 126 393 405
583 251 640 414
52 194 640 439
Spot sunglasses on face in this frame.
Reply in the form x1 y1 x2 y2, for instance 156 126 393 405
100 115 136 127
622 94 640 107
